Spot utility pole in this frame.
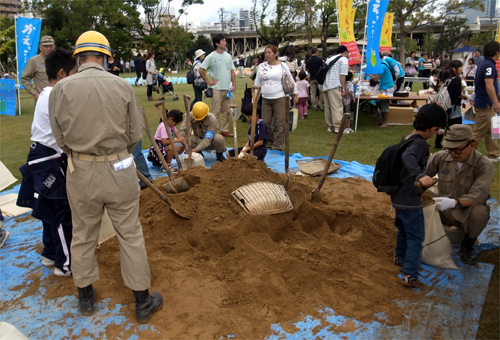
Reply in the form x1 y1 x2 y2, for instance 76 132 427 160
219 7 225 33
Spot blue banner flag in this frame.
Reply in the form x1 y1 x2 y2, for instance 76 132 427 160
0 79 17 116
364 0 389 75
15 17 42 87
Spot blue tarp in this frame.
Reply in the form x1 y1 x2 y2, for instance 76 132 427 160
1 150 498 339
450 45 478 53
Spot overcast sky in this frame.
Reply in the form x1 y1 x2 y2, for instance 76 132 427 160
170 0 252 25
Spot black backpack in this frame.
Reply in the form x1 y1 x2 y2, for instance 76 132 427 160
382 61 396 82
372 136 415 195
317 55 342 85
186 61 198 84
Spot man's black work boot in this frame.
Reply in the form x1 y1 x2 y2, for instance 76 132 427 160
461 235 478 265
134 290 163 324
77 284 96 316
216 152 226 162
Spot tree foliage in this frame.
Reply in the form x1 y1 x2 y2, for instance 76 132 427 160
468 29 496 49
391 0 484 64
140 0 203 36
251 0 302 44
0 16 16 71
422 32 436 56
186 34 214 58
142 25 194 66
436 17 470 54
317 0 337 59
24 0 142 59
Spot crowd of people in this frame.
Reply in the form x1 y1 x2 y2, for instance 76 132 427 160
5 30 498 321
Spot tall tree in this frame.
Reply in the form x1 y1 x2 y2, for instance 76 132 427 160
142 25 194 66
391 0 484 65
0 16 15 72
251 0 302 44
140 0 203 37
297 0 317 47
422 32 436 56
468 28 496 49
317 0 337 59
24 0 142 56
436 17 470 54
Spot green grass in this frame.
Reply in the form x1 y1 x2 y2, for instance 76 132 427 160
0 70 498 338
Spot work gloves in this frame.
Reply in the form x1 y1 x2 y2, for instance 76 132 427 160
434 197 456 211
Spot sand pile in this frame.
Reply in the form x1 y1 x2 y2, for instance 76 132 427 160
42 158 423 338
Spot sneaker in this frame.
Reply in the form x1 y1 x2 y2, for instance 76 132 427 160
41 256 55 267
334 128 339 134
393 258 404 267
327 127 334 133
400 274 423 287
488 156 500 163
0 230 10 248
345 127 354 133
54 267 72 277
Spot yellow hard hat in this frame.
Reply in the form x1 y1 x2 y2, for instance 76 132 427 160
73 31 112 57
192 102 209 121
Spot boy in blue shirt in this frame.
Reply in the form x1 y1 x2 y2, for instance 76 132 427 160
391 103 447 287
226 103 268 161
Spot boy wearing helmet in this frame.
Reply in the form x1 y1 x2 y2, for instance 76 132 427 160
180 102 227 162
49 31 162 324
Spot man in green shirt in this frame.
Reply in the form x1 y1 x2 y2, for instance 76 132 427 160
199 34 236 137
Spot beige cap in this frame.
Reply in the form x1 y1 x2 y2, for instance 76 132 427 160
443 125 474 149
194 49 206 59
40 36 54 45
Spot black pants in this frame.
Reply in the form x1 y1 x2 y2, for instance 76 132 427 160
395 77 405 91
147 84 153 98
418 70 431 89
42 213 72 272
135 71 142 84
190 83 204 110
434 111 463 147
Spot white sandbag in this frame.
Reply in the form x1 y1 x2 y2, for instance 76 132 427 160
0 322 29 340
421 202 460 269
181 152 205 170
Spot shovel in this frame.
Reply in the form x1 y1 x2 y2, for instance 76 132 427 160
229 104 239 155
310 113 351 203
154 101 182 168
183 95 194 169
284 95 290 189
136 169 189 220
249 85 261 157
141 108 189 194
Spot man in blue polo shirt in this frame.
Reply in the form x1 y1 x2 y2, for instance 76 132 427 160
473 41 500 162
365 57 396 128
382 51 405 91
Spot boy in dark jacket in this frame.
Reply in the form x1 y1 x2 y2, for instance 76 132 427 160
391 104 447 287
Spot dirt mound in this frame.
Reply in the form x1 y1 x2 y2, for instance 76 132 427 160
44 158 423 338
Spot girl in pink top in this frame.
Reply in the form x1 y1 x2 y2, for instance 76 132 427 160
147 109 188 172
296 71 310 119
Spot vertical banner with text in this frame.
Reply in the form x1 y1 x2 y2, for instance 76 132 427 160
380 12 393 53
364 0 389 75
15 17 42 87
338 0 361 65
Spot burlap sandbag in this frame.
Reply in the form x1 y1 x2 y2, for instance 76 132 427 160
421 202 460 269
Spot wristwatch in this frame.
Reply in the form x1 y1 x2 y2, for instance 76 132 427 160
455 199 462 208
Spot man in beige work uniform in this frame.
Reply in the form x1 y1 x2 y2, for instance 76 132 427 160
180 102 227 162
20 36 55 100
426 125 494 265
48 30 162 324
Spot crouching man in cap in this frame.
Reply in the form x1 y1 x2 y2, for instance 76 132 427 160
180 102 227 163
426 125 494 265
49 30 162 323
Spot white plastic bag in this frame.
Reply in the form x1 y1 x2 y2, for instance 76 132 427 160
491 114 500 140
421 202 460 269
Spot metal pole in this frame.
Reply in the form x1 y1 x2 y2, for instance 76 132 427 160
354 0 369 132
14 16 22 116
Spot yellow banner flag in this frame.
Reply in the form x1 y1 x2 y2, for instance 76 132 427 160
380 12 394 53
338 0 361 64
496 22 500 43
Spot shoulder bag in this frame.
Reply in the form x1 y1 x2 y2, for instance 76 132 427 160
281 64 295 93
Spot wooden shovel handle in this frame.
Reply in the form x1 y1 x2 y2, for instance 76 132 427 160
250 85 261 156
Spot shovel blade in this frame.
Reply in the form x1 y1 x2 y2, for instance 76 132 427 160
310 188 321 202
162 178 190 194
